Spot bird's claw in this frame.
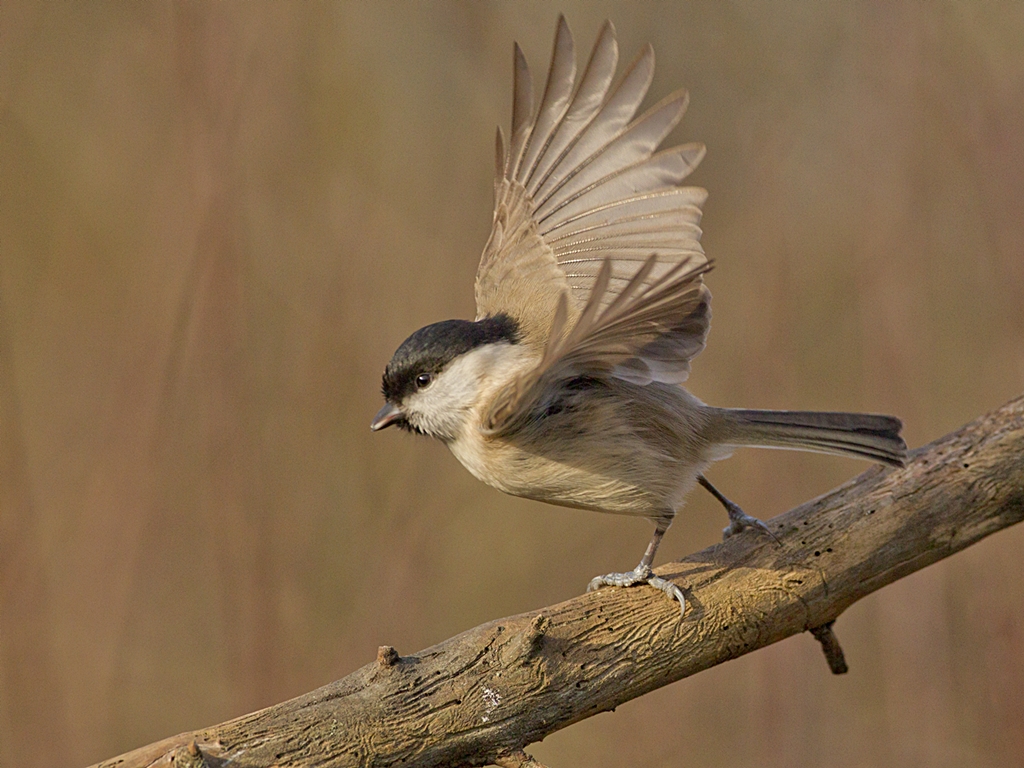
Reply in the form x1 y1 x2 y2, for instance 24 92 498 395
722 502 780 545
587 565 686 616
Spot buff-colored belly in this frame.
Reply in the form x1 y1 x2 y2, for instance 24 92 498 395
447 424 705 517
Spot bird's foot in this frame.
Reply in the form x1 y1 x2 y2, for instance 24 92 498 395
721 500 780 544
587 564 686 616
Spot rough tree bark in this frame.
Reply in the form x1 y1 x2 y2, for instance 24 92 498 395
94 395 1024 768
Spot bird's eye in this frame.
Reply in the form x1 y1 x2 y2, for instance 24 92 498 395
415 373 433 389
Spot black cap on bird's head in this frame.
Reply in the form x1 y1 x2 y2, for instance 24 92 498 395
371 314 520 431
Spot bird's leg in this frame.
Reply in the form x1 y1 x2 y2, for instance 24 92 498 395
587 516 686 615
698 474 779 544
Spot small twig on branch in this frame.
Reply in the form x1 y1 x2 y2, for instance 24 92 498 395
809 621 848 674
93 395 1024 768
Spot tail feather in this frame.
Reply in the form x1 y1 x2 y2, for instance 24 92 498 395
716 408 907 466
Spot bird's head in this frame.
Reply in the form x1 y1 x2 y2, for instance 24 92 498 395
372 314 521 441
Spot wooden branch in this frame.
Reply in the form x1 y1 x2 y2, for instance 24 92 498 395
93 395 1024 768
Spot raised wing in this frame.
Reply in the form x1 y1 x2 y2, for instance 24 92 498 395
483 255 712 436
475 16 709 348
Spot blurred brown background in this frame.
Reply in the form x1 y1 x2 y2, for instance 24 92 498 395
2 2 1023 767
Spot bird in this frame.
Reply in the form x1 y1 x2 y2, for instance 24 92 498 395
371 16 906 615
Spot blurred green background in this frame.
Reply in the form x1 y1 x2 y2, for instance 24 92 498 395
2 2 1023 767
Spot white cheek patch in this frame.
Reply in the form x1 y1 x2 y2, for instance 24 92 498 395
405 343 525 440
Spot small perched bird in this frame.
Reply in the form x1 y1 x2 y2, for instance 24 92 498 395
372 17 906 614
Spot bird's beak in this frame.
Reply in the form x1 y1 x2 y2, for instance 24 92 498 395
371 402 404 431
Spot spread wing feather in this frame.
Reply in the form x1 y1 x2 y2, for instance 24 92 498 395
529 41 655 206
531 92 692 224
524 22 619 197
476 16 709 341
515 17 577 185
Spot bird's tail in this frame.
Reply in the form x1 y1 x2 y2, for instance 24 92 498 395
713 408 907 466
